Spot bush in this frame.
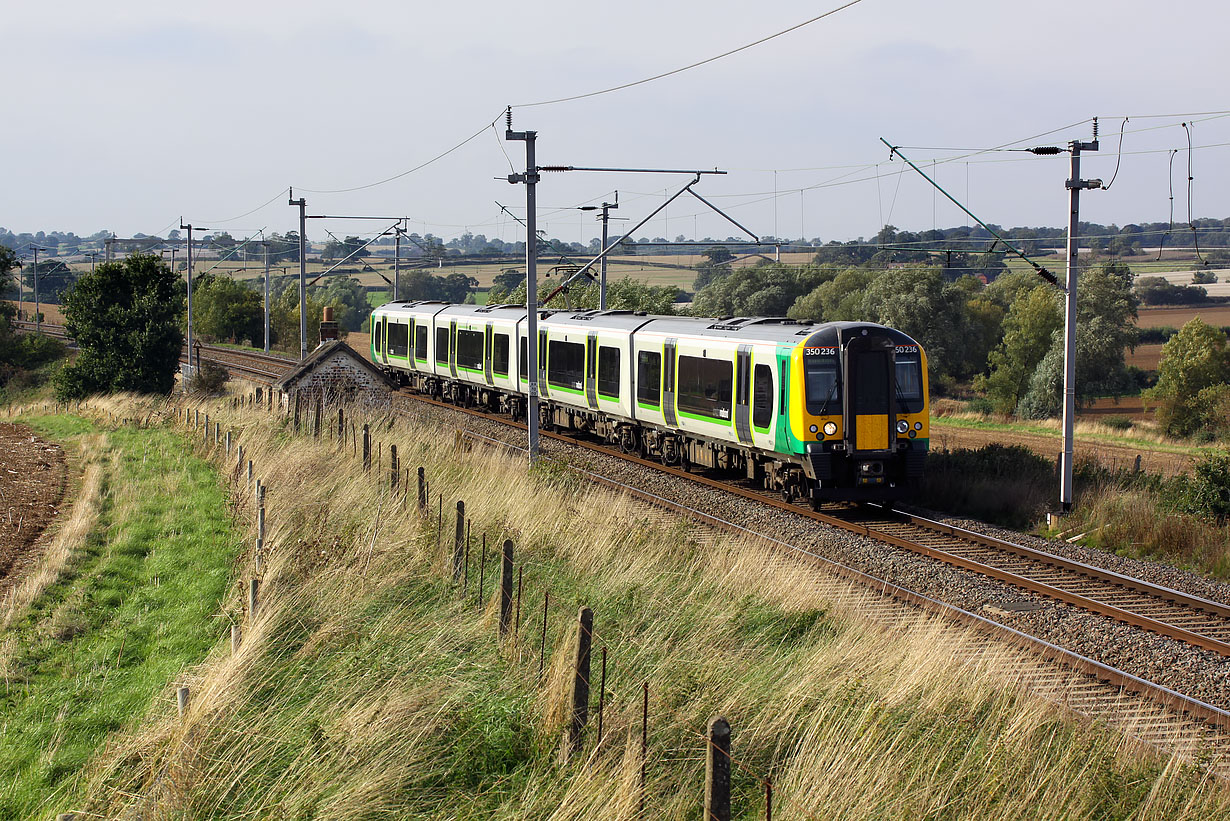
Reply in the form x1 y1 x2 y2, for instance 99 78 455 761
1137 327 1177 345
1163 451 1230 522
187 361 229 395
1101 415 1133 430
918 444 1055 527
1191 269 1218 285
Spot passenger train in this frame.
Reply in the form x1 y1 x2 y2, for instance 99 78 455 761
369 302 929 505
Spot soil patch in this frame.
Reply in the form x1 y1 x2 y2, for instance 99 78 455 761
0 423 68 587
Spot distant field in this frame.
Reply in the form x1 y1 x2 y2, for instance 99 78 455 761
1137 305 1230 328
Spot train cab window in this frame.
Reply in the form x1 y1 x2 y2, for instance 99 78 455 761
388 323 409 358
597 346 620 398
456 329 484 370
804 356 840 415
373 320 383 353
895 354 923 412
435 327 449 364
752 364 773 428
519 337 528 379
637 351 661 406
493 333 510 376
548 340 584 390
677 355 732 421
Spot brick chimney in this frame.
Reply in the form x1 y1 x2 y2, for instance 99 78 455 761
319 305 339 344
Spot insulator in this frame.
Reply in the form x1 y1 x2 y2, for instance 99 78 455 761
1029 146 1063 155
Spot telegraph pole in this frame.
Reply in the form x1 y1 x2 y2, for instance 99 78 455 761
393 225 402 301
1059 128 1101 512
262 239 272 353
597 198 618 309
179 220 205 378
289 190 308 359
505 113 541 465
31 246 47 332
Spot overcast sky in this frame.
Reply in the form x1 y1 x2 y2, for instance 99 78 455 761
4 0 1227 246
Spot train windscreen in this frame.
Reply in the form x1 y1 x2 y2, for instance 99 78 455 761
804 356 840 415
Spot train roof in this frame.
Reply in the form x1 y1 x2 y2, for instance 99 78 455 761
371 302 920 348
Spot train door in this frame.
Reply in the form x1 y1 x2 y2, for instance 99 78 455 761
734 345 753 445
448 320 458 378
844 334 894 452
662 339 678 426
538 328 549 398
584 332 599 409
484 322 494 386
372 317 383 364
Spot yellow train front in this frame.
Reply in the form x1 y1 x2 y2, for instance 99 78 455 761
786 322 929 503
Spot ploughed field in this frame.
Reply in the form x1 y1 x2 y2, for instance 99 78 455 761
0 422 67 587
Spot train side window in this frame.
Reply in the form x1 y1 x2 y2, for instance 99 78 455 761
456 329 484 370
752 364 773 428
548 340 584 390
493 333 510 376
414 325 428 360
597 346 620 398
388 323 409 358
637 351 661 406
435 327 449 364
519 337 528 379
677 355 732 421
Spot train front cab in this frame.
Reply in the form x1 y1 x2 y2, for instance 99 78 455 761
789 324 929 501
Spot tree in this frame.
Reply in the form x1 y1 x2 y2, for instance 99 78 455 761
312 276 370 331
977 286 1063 414
693 245 734 291
1144 318 1230 436
0 244 18 298
194 276 263 344
54 253 184 400
24 260 75 304
691 263 832 318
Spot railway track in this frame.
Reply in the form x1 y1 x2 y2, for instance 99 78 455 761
449 424 1230 777
393 388 1230 661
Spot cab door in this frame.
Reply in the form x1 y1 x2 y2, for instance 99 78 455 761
844 335 894 453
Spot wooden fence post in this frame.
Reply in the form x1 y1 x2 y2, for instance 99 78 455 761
705 717 732 821
314 397 323 439
362 424 371 471
452 501 465 580
417 467 426 512
338 407 345 441
215 421 220 444
248 579 260 621
231 623 241 653
568 606 593 755
389 445 399 490
293 392 301 433
499 539 514 636
225 430 231 455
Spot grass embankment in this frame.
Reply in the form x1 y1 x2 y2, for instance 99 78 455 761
59 394 1230 819
0 405 241 820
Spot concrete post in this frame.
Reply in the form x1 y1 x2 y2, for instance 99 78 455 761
569 606 593 754
705 717 732 821
231 623 240 653
225 430 231 455
248 578 259 621
177 685 190 717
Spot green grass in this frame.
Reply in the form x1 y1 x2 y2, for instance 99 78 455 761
0 415 241 819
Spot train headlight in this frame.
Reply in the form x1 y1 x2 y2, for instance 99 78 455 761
896 420 909 434
914 422 922 431
823 422 838 436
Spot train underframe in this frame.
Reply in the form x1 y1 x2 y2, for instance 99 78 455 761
394 369 920 506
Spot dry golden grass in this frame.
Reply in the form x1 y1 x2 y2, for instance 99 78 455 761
54 392 1230 819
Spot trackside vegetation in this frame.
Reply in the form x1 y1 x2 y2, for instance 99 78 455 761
34 393 1229 820
0 410 241 819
